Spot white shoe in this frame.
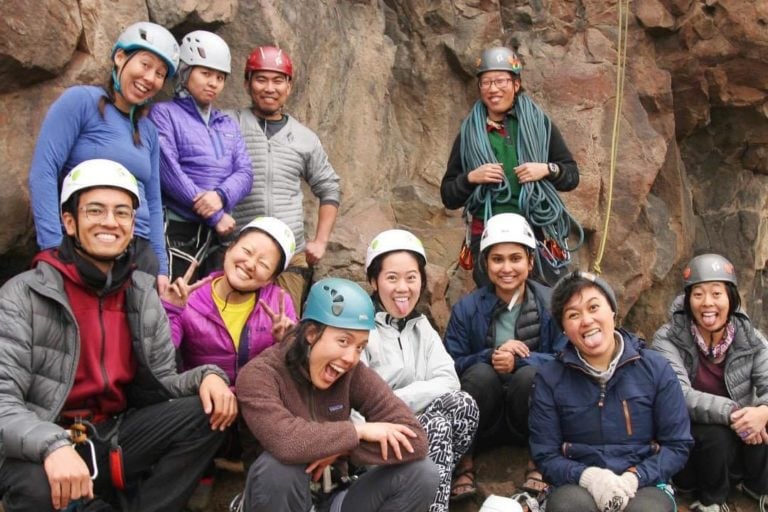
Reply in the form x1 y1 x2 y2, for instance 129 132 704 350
740 483 767 512
689 500 730 512
228 493 243 512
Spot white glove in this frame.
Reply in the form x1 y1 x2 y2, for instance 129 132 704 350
579 467 630 512
616 471 639 498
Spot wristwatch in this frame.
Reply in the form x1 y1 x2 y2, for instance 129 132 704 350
548 163 560 180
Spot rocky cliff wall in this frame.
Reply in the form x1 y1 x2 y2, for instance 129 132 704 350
1 0 766 335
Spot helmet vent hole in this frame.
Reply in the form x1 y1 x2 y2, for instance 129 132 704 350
331 295 345 316
197 48 207 59
138 29 148 41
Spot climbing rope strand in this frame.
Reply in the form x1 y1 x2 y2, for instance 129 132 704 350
516 94 585 261
592 0 629 275
461 101 513 222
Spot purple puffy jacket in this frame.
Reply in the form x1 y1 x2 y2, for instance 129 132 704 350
163 273 297 387
149 96 253 227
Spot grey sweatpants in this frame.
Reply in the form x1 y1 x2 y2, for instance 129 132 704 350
243 451 439 512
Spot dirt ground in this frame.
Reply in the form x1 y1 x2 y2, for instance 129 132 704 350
0 445 756 511
206 445 760 512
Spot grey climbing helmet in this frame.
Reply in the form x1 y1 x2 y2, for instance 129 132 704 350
683 253 737 289
476 47 522 76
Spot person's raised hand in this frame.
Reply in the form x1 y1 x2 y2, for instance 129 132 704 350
260 288 295 341
160 260 212 308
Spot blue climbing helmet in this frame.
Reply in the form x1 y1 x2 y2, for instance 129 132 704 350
112 22 180 78
302 278 375 331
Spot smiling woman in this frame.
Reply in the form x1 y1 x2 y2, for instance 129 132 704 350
530 271 692 512
362 229 479 512
234 277 440 512
652 254 768 510
444 214 565 494
28 22 179 290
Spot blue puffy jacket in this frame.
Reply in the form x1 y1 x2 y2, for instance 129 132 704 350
529 330 693 488
149 96 253 227
444 281 566 375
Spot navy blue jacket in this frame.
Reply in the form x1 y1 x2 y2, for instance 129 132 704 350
529 330 692 488
444 281 566 375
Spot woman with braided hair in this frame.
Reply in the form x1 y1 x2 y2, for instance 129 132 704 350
440 46 579 287
29 21 179 293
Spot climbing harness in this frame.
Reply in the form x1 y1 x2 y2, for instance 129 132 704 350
165 216 215 280
61 411 126 491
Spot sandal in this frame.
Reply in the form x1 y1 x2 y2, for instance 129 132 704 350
520 468 550 496
450 468 477 502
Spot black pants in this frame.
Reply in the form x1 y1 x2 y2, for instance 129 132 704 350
165 219 221 282
0 396 224 512
459 362 537 454
674 422 768 505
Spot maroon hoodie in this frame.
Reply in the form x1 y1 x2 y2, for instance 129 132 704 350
34 250 137 417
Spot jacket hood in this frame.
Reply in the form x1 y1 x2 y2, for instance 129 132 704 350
172 95 226 123
32 238 134 296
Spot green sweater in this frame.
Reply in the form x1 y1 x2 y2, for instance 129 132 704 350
486 116 521 215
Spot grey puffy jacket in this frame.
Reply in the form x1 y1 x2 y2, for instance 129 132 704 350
225 109 341 252
652 295 768 425
0 262 228 469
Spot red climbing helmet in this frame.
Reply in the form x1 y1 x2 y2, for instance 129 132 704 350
244 46 293 80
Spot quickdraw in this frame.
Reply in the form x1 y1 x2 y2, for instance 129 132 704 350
66 415 126 491
68 421 98 481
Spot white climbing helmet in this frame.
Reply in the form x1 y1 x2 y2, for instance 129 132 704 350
240 217 296 271
480 213 537 252
60 159 140 207
179 30 231 74
112 21 180 77
478 495 524 512
365 229 427 271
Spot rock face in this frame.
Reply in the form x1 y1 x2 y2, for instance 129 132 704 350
0 0 766 335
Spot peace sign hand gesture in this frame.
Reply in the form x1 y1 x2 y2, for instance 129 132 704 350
260 288 295 341
161 261 213 308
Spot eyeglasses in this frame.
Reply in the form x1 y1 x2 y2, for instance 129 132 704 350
79 203 135 225
479 78 515 90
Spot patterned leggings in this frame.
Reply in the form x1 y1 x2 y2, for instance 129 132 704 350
418 390 479 512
